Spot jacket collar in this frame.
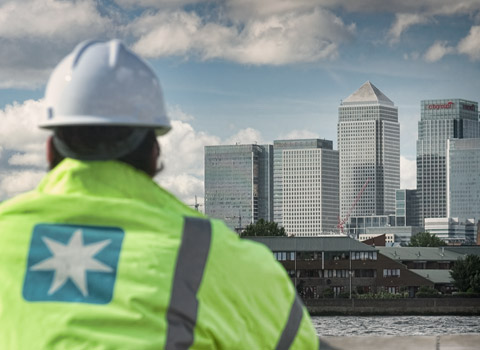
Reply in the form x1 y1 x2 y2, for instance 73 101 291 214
36 158 188 211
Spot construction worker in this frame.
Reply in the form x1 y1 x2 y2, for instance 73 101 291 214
0 40 318 349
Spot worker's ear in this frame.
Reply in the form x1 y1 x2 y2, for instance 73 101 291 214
149 138 161 178
47 135 55 166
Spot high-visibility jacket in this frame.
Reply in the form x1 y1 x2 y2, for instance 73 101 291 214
0 159 318 349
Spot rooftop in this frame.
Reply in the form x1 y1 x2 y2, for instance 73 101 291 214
377 247 463 261
247 236 376 252
442 246 480 256
410 269 454 284
342 81 394 106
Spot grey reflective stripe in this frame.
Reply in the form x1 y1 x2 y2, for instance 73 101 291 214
165 217 212 350
275 295 304 350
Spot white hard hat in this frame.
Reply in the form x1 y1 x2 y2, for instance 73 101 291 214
40 39 170 135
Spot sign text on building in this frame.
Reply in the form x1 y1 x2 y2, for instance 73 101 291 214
462 104 476 111
427 102 454 110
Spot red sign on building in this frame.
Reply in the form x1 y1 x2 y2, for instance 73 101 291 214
462 104 476 111
427 102 454 110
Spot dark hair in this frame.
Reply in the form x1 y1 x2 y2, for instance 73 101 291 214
50 126 161 177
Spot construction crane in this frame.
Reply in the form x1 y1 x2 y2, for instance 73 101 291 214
188 195 203 212
337 178 371 235
225 210 243 234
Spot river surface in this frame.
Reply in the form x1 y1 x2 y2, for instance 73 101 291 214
312 316 480 337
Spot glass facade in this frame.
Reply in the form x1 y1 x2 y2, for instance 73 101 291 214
447 138 480 222
417 99 480 223
273 139 339 236
347 214 394 237
395 189 421 227
424 217 476 244
204 144 273 231
338 82 400 220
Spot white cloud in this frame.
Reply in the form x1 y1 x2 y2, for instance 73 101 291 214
320 0 480 16
403 51 420 61
0 99 49 200
0 170 46 199
168 105 195 122
458 25 480 61
2 0 480 88
158 119 220 176
114 0 203 9
0 0 116 88
155 119 220 203
0 0 111 40
279 129 319 140
3 0 480 88
225 128 264 145
131 7 355 65
158 173 204 209
0 99 49 156
0 100 264 205
423 41 455 62
131 11 204 57
400 156 416 190
388 13 430 44
8 153 45 167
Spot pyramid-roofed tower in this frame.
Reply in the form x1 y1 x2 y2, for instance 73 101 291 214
342 81 394 106
337 82 400 233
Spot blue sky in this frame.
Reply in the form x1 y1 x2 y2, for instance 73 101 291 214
1 0 480 205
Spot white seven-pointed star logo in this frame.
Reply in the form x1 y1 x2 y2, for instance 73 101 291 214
30 229 113 296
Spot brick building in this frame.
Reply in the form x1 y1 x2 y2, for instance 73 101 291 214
248 236 432 298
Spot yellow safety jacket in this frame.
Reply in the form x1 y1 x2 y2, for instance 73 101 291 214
0 159 318 349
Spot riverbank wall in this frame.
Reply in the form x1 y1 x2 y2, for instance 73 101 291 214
319 334 480 350
305 298 480 315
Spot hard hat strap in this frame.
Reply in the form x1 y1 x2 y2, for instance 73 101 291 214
53 128 149 161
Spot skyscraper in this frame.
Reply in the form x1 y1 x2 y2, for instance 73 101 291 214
338 81 400 221
417 99 480 223
204 144 273 231
273 139 339 236
447 137 480 221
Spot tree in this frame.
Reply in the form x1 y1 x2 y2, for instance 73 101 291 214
450 255 480 293
408 231 445 247
240 219 286 237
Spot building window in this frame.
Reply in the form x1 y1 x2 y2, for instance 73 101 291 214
354 269 377 278
274 251 295 261
386 286 399 294
383 269 401 277
298 269 321 278
332 286 344 296
352 251 377 260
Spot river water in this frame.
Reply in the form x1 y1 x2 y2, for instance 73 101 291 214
312 316 480 337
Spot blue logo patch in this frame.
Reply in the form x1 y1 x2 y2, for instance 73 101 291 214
23 223 124 304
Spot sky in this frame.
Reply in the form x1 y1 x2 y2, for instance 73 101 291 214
1 0 480 207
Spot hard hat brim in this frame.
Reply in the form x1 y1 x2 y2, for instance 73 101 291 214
39 114 171 136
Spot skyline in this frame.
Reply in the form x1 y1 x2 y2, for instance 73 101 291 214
1 1 480 205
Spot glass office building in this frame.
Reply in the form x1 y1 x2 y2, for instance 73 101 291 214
338 81 400 220
204 144 273 232
417 99 480 223
424 217 476 245
447 138 480 221
395 189 421 227
273 139 339 236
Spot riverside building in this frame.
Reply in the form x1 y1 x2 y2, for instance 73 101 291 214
248 236 433 298
417 99 480 223
204 144 273 232
273 139 339 236
338 81 400 222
